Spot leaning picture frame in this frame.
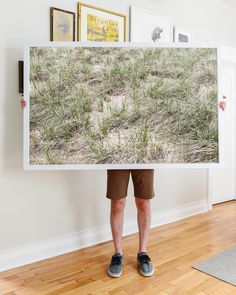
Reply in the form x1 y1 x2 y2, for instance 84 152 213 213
174 26 193 43
130 6 173 42
77 2 126 42
23 42 223 170
50 7 75 41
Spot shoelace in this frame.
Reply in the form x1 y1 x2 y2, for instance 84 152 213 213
139 254 151 264
111 255 122 265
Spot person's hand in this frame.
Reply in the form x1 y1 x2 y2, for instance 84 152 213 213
21 98 26 109
219 95 227 111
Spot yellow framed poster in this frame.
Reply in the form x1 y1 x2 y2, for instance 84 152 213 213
78 2 126 42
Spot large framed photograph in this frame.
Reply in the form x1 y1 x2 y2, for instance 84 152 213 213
130 6 173 42
24 42 222 170
174 26 193 43
50 7 75 41
77 2 126 42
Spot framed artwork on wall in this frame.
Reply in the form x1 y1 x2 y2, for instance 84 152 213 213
18 61 24 94
130 6 173 42
77 2 126 42
50 7 75 41
24 42 223 170
174 26 193 43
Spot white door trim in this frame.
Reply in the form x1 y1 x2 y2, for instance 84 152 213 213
208 45 236 208
208 168 213 210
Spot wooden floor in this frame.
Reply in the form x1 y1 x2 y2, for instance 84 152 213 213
0 201 236 295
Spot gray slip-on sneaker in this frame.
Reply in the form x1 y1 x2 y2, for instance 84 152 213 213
107 253 124 278
137 252 154 277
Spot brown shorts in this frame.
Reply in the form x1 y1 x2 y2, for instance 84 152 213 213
106 169 155 200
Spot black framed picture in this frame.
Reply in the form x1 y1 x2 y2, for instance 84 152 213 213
50 7 75 41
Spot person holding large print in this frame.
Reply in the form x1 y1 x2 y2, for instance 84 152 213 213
106 95 227 278
21 95 227 278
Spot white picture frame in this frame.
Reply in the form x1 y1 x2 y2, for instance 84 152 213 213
174 26 193 43
24 42 223 170
130 6 173 42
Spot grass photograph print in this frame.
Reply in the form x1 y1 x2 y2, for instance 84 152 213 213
25 43 220 169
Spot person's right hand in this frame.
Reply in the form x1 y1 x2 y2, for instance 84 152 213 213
21 98 26 109
219 101 226 111
218 95 227 112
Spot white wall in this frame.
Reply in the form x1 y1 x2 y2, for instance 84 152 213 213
0 0 235 260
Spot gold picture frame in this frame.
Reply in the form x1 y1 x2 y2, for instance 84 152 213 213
77 2 126 42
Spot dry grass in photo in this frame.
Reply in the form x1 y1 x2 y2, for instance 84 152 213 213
29 46 218 164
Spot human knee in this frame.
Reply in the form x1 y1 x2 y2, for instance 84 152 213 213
111 198 126 212
135 198 150 211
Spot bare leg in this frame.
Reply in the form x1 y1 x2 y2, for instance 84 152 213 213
110 198 126 254
135 197 151 253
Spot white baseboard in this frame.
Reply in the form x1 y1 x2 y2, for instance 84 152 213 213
0 199 208 272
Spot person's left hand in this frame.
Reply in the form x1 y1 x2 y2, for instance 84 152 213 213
21 98 26 109
219 95 227 111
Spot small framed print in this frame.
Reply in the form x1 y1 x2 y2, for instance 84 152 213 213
78 2 126 42
50 7 75 41
174 26 192 43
